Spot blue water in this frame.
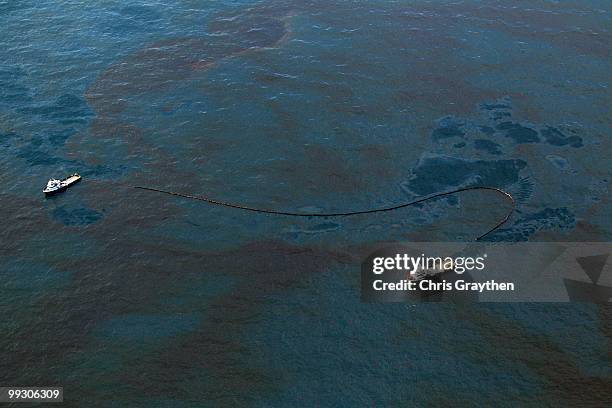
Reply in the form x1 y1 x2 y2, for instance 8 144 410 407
1 0 610 405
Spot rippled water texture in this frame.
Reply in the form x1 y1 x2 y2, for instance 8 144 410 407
1 0 611 405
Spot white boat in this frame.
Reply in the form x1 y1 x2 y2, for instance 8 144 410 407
408 260 454 281
43 173 81 196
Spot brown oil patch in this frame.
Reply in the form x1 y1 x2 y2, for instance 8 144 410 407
2 230 352 400
453 304 612 406
106 239 351 401
243 144 368 195
86 5 297 118
85 38 235 116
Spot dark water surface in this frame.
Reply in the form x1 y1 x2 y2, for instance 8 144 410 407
1 0 611 406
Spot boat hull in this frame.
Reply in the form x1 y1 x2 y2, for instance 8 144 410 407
44 175 81 196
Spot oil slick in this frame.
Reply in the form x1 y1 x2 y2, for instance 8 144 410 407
85 4 297 117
